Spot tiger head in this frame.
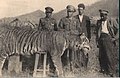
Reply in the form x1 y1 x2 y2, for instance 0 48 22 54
72 33 91 55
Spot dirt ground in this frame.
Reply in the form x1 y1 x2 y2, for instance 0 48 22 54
2 34 119 78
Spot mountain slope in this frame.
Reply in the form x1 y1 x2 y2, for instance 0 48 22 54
0 0 118 25
0 10 44 25
85 0 119 16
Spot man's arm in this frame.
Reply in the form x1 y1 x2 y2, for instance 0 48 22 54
113 19 119 40
86 17 91 41
38 18 42 30
58 19 64 31
95 20 100 48
54 19 58 31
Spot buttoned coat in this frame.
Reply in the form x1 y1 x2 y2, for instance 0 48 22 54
74 15 91 40
38 17 57 31
58 16 81 35
96 18 119 41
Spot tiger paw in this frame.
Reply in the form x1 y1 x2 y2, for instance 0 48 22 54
47 71 58 77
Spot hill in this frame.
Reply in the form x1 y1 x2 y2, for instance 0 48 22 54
0 10 44 25
0 0 118 25
85 0 119 17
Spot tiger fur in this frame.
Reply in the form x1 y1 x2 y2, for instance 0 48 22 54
0 25 84 75
0 24 90 77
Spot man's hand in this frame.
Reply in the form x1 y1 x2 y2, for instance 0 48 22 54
88 38 91 42
96 42 99 48
111 38 116 42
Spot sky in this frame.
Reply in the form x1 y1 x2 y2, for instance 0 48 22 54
0 0 100 18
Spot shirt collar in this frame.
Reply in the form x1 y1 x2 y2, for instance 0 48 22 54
79 14 83 17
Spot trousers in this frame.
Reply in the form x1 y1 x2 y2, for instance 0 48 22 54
98 33 118 75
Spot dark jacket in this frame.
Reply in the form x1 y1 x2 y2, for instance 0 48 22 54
96 18 119 41
74 15 91 40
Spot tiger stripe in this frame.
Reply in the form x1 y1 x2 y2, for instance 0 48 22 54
0 24 90 77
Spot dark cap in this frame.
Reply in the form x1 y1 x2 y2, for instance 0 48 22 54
99 9 109 14
66 5 76 12
99 9 102 13
45 7 54 13
78 3 85 9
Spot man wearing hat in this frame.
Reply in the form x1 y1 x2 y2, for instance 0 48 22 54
58 5 81 74
38 7 57 31
96 9 119 76
59 5 80 34
38 7 58 77
74 3 91 41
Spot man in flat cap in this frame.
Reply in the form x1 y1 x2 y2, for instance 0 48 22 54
74 3 91 40
58 5 81 75
73 3 91 71
38 7 57 31
38 7 58 77
96 9 119 77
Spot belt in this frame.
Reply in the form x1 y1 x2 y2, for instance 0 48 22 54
100 33 111 38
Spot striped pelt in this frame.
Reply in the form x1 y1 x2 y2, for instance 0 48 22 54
0 24 90 76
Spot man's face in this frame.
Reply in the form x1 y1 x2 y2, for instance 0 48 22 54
101 13 108 21
45 12 52 18
78 8 84 15
67 11 74 17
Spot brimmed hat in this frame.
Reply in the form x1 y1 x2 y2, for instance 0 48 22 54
99 9 109 14
66 5 76 12
45 7 54 13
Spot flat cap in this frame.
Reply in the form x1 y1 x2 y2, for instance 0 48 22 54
45 7 54 13
66 5 76 12
99 9 109 14
99 9 102 13
78 3 85 9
